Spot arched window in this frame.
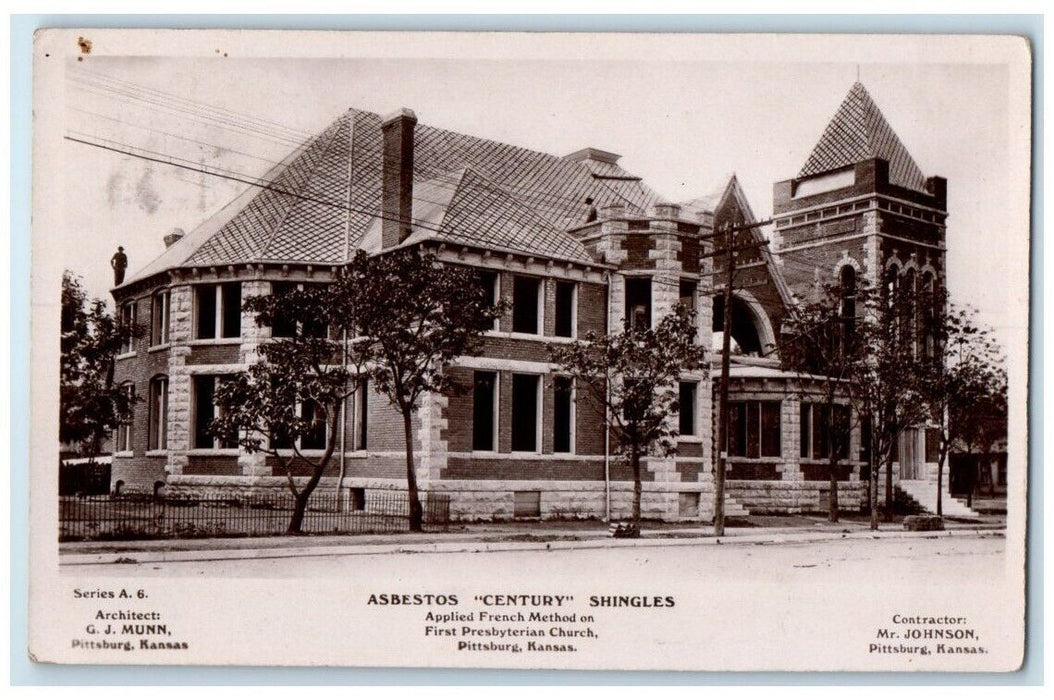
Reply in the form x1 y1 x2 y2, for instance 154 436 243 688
839 265 857 350
921 271 935 361
903 268 918 358
148 375 169 451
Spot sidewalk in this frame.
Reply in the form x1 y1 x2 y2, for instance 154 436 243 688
59 514 1006 566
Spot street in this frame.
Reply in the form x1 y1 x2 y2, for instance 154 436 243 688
66 531 1007 583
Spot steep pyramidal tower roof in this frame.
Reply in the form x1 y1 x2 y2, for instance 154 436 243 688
798 82 927 192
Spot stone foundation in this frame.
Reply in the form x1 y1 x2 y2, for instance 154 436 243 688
726 479 869 514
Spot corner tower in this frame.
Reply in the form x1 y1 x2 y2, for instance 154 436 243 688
772 82 947 297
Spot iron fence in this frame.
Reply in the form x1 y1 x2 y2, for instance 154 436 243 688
59 489 451 542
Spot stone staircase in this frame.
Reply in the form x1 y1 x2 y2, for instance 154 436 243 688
895 480 980 519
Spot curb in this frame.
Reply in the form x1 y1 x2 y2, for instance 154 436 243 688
59 526 1005 566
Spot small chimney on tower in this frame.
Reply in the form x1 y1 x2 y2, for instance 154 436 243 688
164 227 186 248
380 108 417 249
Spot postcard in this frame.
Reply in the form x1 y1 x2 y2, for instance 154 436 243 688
28 29 1031 671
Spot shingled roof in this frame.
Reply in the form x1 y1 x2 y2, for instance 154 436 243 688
121 108 663 286
798 82 927 192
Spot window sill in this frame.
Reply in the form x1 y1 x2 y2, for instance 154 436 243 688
725 456 783 463
187 448 239 457
145 449 168 457
187 338 241 346
678 436 703 444
148 343 172 352
113 450 133 458
115 351 136 361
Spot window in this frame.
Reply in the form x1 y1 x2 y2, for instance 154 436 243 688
115 382 135 452
512 276 541 334
472 371 497 451
925 428 940 463
513 491 541 518
921 271 936 361
355 378 369 451
119 301 137 354
678 382 698 436
270 282 329 338
151 291 170 346
554 281 576 338
271 399 328 451
192 375 234 449
625 277 652 330
727 400 781 458
148 376 168 450
839 266 856 350
553 376 574 453
679 279 697 310
511 374 540 452
476 270 499 331
678 492 700 517
800 403 850 460
195 283 242 339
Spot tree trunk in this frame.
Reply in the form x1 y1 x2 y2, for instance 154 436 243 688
883 452 895 522
869 456 879 531
828 455 840 523
403 409 423 532
288 490 310 534
936 449 946 518
631 446 642 525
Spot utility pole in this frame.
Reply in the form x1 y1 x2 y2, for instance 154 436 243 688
713 223 735 536
704 219 772 537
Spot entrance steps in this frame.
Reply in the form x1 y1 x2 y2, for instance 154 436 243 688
896 479 980 519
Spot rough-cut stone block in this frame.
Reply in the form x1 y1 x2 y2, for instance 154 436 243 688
903 514 944 531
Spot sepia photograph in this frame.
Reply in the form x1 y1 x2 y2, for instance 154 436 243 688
28 28 1031 672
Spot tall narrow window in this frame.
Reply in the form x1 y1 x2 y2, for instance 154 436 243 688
472 371 497 451
554 281 576 338
119 301 137 353
679 279 697 310
800 403 849 460
839 265 856 351
221 282 242 338
728 400 782 458
270 282 298 338
192 375 234 449
148 375 168 450
115 382 135 452
195 286 217 339
151 290 170 346
195 283 242 339
512 276 541 334
553 376 573 453
356 378 369 451
511 374 540 452
625 278 652 330
678 382 697 436
299 399 328 450
476 270 499 331
921 271 936 360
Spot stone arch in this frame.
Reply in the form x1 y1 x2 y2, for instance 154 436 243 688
712 289 777 356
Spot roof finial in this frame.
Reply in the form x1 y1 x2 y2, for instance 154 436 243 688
856 64 861 83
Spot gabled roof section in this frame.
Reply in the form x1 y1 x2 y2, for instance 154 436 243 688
798 82 927 192
362 168 592 264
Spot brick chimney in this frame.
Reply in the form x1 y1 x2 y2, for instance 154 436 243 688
163 227 185 248
381 108 417 249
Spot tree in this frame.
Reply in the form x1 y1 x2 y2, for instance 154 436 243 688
549 304 708 529
779 277 868 523
209 285 365 534
853 269 930 528
336 249 504 533
920 295 1006 516
60 271 138 465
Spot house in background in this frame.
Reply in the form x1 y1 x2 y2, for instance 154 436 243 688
107 82 973 520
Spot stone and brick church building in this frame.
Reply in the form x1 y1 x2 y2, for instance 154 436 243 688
108 82 968 520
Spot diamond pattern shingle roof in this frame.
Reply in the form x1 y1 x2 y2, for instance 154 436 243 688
798 82 927 192
125 107 664 284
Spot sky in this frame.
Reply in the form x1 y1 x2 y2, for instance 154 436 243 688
54 34 1029 355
